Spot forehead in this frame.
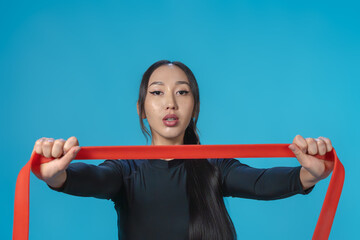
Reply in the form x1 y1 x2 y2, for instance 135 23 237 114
148 64 189 86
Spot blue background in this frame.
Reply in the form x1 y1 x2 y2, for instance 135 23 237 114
1 0 359 239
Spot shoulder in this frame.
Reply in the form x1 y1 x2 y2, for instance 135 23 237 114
99 159 148 175
207 158 249 170
207 158 252 179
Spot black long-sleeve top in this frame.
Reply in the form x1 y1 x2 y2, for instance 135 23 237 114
48 158 315 240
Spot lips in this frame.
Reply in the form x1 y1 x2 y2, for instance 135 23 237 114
163 114 178 121
163 114 179 127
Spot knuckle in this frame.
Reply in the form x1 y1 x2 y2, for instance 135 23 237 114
43 138 54 145
54 139 65 145
43 141 52 146
317 138 325 145
67 136 79 145
306 137 314 143
320 136 330 143
294 135 302 141
73 137 80 145
69 136 77 141
35 138 45 145
319 136 333 151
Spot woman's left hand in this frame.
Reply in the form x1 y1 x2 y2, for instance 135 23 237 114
288 135 334 183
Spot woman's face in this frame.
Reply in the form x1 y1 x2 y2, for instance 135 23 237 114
139 64 195 145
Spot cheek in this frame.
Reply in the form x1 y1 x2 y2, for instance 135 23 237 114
144 99 161 118
180 98 195 114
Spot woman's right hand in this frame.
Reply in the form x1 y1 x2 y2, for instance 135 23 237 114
33 136 81 188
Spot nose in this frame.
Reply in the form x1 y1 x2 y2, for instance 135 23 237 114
165 93 178 110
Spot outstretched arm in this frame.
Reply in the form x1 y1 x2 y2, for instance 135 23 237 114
48 160 124 201
212 158 314 200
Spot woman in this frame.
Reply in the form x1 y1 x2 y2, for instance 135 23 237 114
33 60 334 240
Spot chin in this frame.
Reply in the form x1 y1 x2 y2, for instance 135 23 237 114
160 131 185 141
163 134 183 140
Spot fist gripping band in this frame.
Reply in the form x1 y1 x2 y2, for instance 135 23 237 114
13 144 345 240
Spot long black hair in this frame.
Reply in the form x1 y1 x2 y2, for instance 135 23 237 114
137 60 237 240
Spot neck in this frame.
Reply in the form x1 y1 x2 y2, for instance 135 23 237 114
151 135 184 161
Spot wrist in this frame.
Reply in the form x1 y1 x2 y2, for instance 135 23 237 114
300 167 319 190
46 170 67 189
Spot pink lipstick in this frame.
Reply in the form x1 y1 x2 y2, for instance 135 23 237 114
162 114 179 127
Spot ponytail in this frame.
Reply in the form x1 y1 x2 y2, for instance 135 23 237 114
184 119 237 240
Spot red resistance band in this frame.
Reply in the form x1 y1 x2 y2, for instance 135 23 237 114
13 144 345 240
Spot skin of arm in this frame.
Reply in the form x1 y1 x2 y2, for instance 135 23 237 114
46 170 67 188
289 135 334 191
299 167 319 190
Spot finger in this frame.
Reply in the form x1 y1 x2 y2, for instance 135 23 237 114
319 136 333 152
305 138 318 155
58 146 81 171
42 138 55 158
288 143 309 167
315 138 326 155
293 135 307 154
34 138 46 154
64 136 79 154
51 139 66 158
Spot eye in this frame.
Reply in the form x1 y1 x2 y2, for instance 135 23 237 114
178 90 189 95
149 91 162 96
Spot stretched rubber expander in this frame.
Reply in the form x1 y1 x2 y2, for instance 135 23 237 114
13 144 345 239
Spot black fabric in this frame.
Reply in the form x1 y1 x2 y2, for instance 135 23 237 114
48 158 315 240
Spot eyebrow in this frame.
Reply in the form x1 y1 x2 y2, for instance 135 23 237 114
149 81 190 87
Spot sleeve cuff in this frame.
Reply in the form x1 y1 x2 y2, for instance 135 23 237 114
301 184 315 195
